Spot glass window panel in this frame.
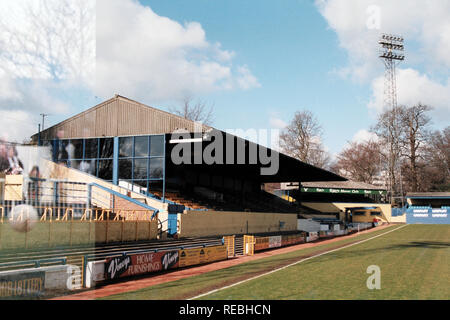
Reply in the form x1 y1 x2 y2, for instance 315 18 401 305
134 180 148 189
68 139 84 159
119 137 133 158
148 180 163 194
54 140 69 161
78 159 97 176
150 135 164 157
49 140 57 161
69 160 79 170
118 159 132 179
134 136 149 157
99 138 114 159
149 157 163 179
98 160 113 180
133 158 148 180
84 139 98 159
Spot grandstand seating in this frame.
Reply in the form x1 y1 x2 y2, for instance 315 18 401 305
151 187 306 214
151 190 209 210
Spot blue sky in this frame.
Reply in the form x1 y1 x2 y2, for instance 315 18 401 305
0 0 449 156
140 0 373 155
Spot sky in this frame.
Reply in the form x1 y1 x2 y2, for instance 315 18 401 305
0 0 449 158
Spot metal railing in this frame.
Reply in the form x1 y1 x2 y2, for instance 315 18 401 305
88 183 159 219
0 258 67 272
1 177 159 221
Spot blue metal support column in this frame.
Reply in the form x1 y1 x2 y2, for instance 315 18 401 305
162 134 166 203
113 137 119 185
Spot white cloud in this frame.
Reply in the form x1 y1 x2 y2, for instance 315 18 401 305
316 0 450 122
316 0 450 81
0 0 258 142
0 0 95 142
213 43 235 62
269 116 287 130
369 68 450 122
95 0 260 103
0 110 37 143
351 129 379 144
0 0 96 82
336 129 379 156
236 65 261 90
0 73 22 102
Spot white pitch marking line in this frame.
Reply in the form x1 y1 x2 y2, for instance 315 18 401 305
189 225 407 300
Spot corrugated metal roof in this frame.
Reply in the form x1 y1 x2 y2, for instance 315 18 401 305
31 94 212 140
406 192 450 198
301 181 385 190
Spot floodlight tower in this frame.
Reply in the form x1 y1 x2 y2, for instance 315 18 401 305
379 34 404 112
378 34 405 203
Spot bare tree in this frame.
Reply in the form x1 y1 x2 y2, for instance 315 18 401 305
399 104 432 192
169 96 215 126
373 106 404 200
331 140 382 184
279 110 331 168
424 126 450 191
430 126 450 176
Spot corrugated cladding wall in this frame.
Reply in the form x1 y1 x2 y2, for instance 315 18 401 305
35 96 208 140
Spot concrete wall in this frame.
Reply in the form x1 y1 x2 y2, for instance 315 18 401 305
297 219 321 232
0 265 80 298
390 215 407 223
177 211 298 238
0 220 158 250
302 202 394 223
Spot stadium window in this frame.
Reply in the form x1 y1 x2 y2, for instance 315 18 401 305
85 138 99 159
353 211 366 216
58 140 69 160
370 211 381 216
134 136 149 157
70 160 81 171
150 135 164 157
149 157 163 179
119 137 133 158
148 180 163 194
133 180 148 189
99 138 114 159
118 159 132 179
98 159 113 180
133 158 148 180
78 159 97 176
70 139 84 159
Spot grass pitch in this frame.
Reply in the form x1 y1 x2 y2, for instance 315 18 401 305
100 224 449 300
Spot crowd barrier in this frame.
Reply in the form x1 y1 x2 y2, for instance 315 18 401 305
84 244 228 288
223 235 235 257
306 231 319 242
249 233 307 254
406 207 450 224
0 205 156 223
83 225 373 288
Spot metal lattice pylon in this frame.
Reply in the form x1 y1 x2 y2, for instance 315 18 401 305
378 34 405 203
